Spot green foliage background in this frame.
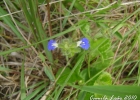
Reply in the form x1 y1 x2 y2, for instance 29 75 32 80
0 0 140 100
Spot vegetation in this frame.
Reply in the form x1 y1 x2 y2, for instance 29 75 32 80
0 0 140 100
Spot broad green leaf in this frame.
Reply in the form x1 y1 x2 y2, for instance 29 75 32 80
82 58 111 86
89 37 113 61
94 72 112 97
90 38 108 51
98 39 111 53
73 1 84 12
78 20 91 38
56 67 72 85
94 72 112 86
56 67 82 85
91 59 111 72
80 37 113 85
100 50 114 60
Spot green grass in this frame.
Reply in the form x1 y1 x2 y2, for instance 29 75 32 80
0 0 140 100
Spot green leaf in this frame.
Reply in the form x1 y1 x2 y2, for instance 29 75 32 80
94 72 112 86
54 54 85 99
78 20 91 38
81 58 111 86
56 67 71 85
94 72 112 97
44 65 55 81
38 53 46 62
80 37 113 85
92 59 111 72
89 37 113 62
90 38 108 52
78 91 93 100
72 85 140 99
64 0 84 12
114 31 123 39
73 1 84 12
56 67 82 85
98 39 111 53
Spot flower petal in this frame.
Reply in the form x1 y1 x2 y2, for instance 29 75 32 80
47 40 58 51
78 38 90 50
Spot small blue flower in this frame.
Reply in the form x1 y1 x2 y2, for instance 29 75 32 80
77 38 90 50
48 40 58 51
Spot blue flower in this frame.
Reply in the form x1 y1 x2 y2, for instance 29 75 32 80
48 40 58 51
77 38 90 50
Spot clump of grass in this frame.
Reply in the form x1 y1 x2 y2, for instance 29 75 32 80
0 0 140 100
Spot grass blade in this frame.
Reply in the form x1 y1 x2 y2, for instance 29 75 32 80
71 85 140 99
54 53 85 99
21 61 26 100
23 83 46 100
0 7 24 42
0 25 82 56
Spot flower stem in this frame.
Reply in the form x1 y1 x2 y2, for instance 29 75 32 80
66 55 70 66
